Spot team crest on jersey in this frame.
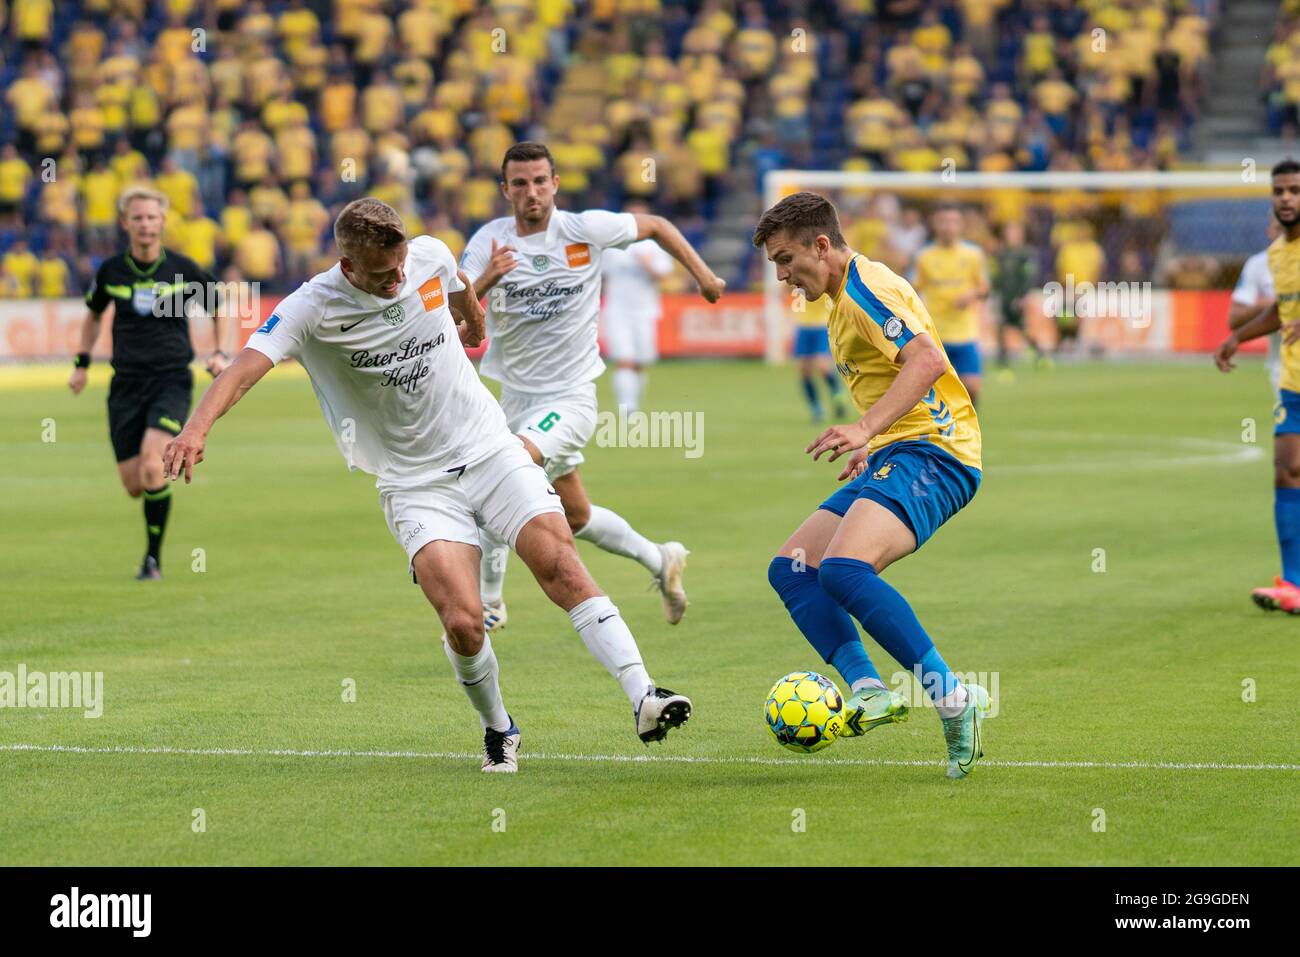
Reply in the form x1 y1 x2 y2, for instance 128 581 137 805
872 463 895 481
565 243 591 268
419 276 444 311
132 285 157 315
883 316 904 341
532 254 550 271
383 303 405 326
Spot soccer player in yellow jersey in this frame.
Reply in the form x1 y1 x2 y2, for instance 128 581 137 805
755 192 989 779
1215 159 1300 613
910 204 990 406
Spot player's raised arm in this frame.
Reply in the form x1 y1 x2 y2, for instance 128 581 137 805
808 333 947 473
450 268 486 347
469 238 519 299
163 348 274 482
632 213 726 302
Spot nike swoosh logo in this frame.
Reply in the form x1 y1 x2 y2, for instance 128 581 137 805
340 318 366 332
546 489 559 496
597 614 617 624
463 674 491 686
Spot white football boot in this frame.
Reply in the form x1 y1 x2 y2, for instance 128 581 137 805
653 542 690 625
482 717 520 773
635 687 692 744
483 600 508 633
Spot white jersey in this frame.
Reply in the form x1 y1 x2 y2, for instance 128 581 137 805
1233 248 1279 370
1233 249 1275 306
462 208 638 393
602 239 673 321
246 235 514 486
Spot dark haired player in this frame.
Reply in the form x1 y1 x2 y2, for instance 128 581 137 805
1214 159 1300 612
755 191 990 779
460 141 726 632
68 186 229 580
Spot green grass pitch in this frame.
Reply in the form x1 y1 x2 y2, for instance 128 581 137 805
1 357 1297 866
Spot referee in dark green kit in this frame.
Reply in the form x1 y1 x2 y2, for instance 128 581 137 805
68 186 231 580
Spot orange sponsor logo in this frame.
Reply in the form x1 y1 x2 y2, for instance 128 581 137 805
565 243 591 268
419 276 444 311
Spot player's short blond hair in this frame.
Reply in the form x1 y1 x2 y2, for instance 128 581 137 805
334 198 406 258
118 186 168 215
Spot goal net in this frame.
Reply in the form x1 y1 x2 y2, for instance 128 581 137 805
761 170 1272 362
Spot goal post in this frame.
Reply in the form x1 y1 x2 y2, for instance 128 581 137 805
760 169 1272 363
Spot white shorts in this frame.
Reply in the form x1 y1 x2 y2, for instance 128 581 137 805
500 382 598 482
602 309 659 365
378 442 563 570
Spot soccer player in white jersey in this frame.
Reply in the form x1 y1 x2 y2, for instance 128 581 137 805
1229 218 1282 390
461 142 726 632
161 199 692 772
600 198 675 413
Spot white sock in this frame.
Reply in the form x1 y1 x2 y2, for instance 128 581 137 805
934 683 969 720
851 677 887 694
443 634 511 732
568 595 652 704
575 505 663 575
478 527 509 606
613 367 642 412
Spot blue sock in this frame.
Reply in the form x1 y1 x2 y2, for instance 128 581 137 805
823 372 842 396
767 556 880 687
800 376 820 411
818 557 958 704
1276 487 1300 583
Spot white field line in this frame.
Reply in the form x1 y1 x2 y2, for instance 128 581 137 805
1 743 1297 772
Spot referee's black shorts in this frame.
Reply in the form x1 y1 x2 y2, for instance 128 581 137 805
107 369 193 463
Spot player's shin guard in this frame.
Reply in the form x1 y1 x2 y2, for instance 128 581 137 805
1275 487 1300 583
568 595 652 704
767 557 882 689
574 506 663 575
818 557 966 716
442 634 511 733
478 527 509 605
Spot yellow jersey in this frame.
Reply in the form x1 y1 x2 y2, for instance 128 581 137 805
828 253 981 470
911 241 987 343
1271 232 1300 393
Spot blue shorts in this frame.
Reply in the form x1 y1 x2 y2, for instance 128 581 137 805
1276 389 1300 436
792 326 831 358
819 440 981 549
944 341 982 376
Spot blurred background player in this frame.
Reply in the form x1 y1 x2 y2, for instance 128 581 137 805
599 199 674 414
991 221 1048 371
1213 160 1300 613
1228 218 1283 392
791 292 847 422
910 204 989 407
67 186 229 580
462 142 724 632
757 192 989 780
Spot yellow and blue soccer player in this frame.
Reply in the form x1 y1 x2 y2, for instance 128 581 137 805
755 192 989 779
910 204 990 407
1214 158 1300 613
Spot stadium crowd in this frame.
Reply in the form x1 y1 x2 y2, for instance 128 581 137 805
0 0 1223 299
